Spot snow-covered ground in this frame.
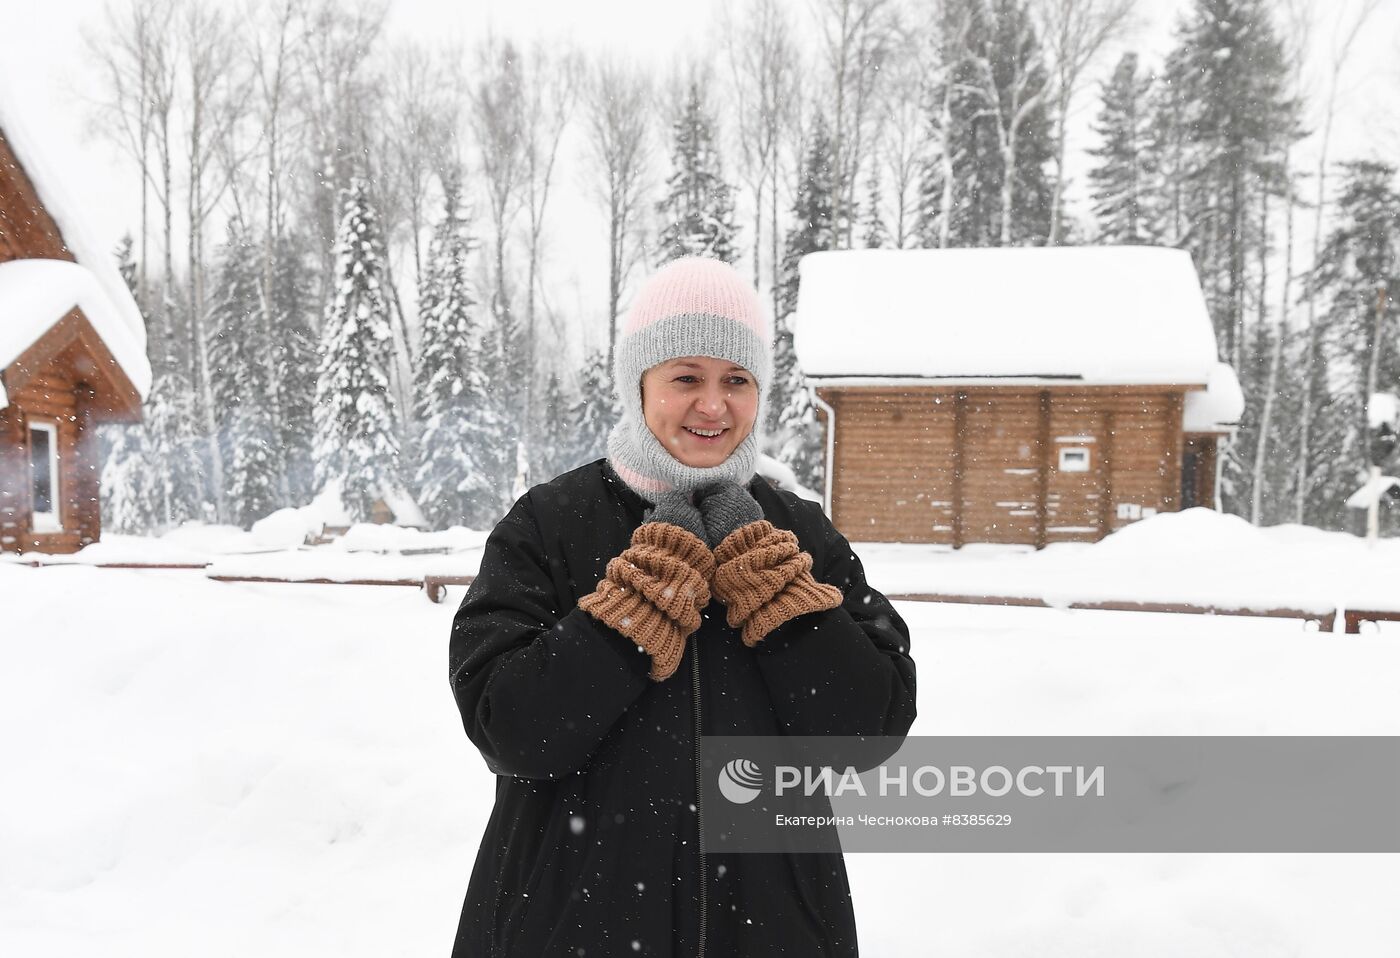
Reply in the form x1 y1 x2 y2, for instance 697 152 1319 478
8 506 1397 616
3 520 1399 955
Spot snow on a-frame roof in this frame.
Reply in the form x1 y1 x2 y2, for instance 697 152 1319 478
0 260 152 409
794 247 1222 385
0 79 150 400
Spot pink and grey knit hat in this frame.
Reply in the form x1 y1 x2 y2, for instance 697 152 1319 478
606 256 774 499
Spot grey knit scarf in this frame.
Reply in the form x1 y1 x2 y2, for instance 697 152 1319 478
605 412 761 502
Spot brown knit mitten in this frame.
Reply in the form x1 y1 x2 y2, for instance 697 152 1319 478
578 522 716 681
712 520 844 648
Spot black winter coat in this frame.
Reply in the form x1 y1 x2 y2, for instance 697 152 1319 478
448 459 917 957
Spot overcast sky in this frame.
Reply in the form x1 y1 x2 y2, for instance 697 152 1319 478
5 0 1400 357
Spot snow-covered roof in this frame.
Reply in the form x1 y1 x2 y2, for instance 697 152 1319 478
1368 393 1398 431
794 247 1222 385
1346 474 1400 510
0 260 152 409
1183 361 1244 433
0 83 150 406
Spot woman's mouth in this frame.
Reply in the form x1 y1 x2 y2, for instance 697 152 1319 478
683 426 728 443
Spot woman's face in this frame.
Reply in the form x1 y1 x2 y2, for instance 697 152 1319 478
641 356 759 468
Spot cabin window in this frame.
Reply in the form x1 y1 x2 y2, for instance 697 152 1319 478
29 421 60 533
1058 446 1091 473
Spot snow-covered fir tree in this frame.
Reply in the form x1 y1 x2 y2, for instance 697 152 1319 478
1155 0 1299 368
144 361 206 529
767 113 837 490
533 371 576 480
916 0 1056 247
412 170 501 530
100 419 160 533
569 349 620 467
1087 53 1158 244
208 220 279 527
100 233 156 531
312 177 407 522
114 233 137 294
1299 160 1400 529
269 232 319 506
861 165 889 249
475 315 519 518
656 80 739 265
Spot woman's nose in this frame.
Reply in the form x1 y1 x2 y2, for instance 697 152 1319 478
696 386 726 415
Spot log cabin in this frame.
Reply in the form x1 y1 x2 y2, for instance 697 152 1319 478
793 247 1243 547
0 99 151 554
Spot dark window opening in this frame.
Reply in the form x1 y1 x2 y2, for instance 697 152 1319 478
30 426 54 515
1180 448 1201 510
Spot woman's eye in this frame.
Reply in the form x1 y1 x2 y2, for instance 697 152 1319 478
675 375 698 383
728 377 750 386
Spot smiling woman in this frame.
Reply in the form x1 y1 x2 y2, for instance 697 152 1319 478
447 256 916 958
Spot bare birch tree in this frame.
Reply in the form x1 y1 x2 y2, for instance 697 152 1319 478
812 0 897 248
83 0 175 311
722 0 798 289
962 2 1055 246
582 55 653 392
518 40 581 480
1295 0 1383 523
385 40 457 288
179 0 247 521
1033 0 1136 245
1250 0 1311 524
877 17 933 248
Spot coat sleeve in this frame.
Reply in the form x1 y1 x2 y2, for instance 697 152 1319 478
448 492 653 780
751 502 917 745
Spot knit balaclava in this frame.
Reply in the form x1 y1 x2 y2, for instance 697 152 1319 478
606 256 773 502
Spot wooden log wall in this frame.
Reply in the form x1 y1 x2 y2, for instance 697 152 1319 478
819 385 1193 546
0 131 72 264
1 368 88 554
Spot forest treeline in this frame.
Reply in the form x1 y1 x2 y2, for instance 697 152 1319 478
88 0 1399 535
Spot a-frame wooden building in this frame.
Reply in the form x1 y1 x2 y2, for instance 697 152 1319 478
1 98 151 554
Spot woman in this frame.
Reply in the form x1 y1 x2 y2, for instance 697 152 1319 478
448 256 917 957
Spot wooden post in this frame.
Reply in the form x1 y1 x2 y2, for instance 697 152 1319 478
72 383 101 546
0 408 23 553
1163 392 1183 512
952 390 967 549
1036 389 1051 550
1098 410 1116 539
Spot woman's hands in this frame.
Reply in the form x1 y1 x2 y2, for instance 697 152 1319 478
642 489 708 544
693 480 764 548
696 480 843 648
581 479 841 680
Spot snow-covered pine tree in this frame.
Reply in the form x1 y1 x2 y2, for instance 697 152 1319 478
1299 160 1400 530
916 0 1055 247
100 417 160 533
1157 0 1299 368
861 164 889 249
146 361 207 529
313 177 407 522
208 220 280 527
473 314 519 518
767 113 837 490
569 349 620 467
412 169 500 530
533 371 575 480
114 233 137 295
1087 53 1158 245
656 80 740 265
269 232 319 506
99 233 156 531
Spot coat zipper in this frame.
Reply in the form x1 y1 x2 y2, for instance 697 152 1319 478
692 634 707 958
